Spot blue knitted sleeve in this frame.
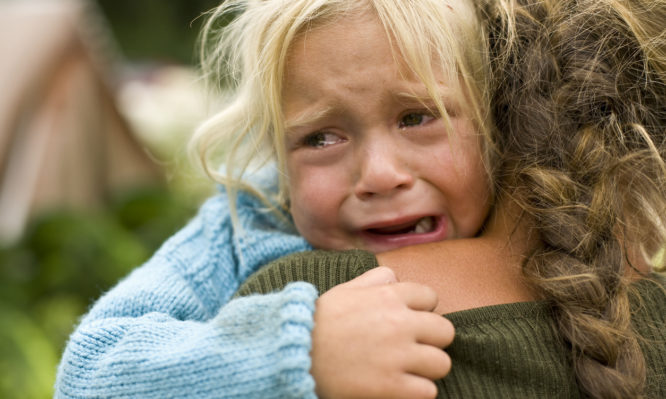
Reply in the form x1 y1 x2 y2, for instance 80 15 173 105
54 192 317 398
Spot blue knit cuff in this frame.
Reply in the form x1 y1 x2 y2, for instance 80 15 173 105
275 282 318 398
211 282 318 398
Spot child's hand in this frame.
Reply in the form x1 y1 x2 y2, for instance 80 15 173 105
311 267 453 399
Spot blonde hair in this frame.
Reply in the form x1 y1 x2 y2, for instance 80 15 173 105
192 0 495 223
481 0 666 397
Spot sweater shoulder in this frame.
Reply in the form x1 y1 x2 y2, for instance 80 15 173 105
438 275 666 398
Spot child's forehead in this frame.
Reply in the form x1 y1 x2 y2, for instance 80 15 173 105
285 13 457 83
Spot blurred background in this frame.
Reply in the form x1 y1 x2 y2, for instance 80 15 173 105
0 0 222 397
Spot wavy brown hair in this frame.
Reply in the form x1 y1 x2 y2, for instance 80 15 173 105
478 0 666 397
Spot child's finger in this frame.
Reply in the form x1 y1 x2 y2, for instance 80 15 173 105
413 313 455 348
392 374 439 399
343 266 397 288
392 282 439 312
405 344 452 381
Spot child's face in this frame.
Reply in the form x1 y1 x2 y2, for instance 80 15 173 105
283 15 491 253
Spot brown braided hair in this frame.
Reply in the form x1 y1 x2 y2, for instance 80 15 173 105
479 0 666 397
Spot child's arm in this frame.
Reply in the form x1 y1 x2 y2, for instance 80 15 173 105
55 193 318 399
238 251 454 399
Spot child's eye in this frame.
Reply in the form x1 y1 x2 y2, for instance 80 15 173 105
399 112 435 129
302 131 344 148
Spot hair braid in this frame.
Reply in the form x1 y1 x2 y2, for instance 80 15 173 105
482 0 666 397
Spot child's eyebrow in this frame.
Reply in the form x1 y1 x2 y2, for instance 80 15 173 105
393 89 463 115
392 87 458 104
284 105 335 132
393 91 435 104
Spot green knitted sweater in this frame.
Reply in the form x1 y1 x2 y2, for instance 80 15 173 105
236 250 666 398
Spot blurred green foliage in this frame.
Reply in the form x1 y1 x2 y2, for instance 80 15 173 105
95 0 222 64
0 2 222 397
0 187 197 399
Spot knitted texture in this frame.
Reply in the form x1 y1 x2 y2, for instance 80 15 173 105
238 251 666 398
54 190 317 399
441 280 666 398
236 249 379 297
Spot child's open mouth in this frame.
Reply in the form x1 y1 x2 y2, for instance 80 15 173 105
360 215 447 252
366 216 436 235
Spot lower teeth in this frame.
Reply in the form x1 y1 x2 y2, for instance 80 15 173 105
414 217 434 234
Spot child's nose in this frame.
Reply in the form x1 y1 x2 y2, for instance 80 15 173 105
353 144 414 200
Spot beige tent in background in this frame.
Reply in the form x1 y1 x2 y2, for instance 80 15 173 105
0 0 163 243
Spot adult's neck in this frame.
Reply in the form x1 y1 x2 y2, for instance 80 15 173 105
376 197 537 314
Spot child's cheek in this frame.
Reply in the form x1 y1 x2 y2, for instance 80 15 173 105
289 167 351 247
